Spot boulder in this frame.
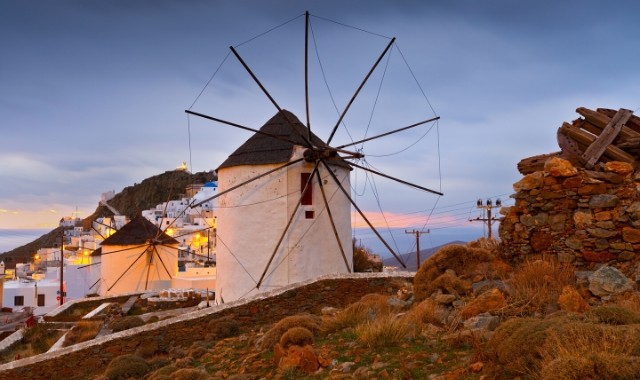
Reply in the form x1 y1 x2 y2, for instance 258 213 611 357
588 266 633 298
278 344 319 374
460 288 506 319
544 157 578 177
557 285 590 312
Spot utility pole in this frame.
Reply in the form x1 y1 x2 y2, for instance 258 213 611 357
59 230 64 306
405 229 428 269
471 198 502 239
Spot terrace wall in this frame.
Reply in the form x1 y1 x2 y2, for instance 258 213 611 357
0 272 412 380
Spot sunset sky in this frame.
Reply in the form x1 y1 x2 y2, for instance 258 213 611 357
2 1 640 253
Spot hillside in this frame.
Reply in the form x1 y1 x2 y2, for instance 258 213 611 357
1 239 639 379
0 169 216 267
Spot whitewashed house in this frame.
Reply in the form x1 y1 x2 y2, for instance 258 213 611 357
216 110 353 302
2 267 61 316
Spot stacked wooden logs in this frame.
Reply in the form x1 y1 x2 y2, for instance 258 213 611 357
518 107 640 175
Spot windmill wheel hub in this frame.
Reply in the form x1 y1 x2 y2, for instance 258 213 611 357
303 148 338 162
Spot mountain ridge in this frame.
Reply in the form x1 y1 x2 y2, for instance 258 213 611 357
0 169 216 268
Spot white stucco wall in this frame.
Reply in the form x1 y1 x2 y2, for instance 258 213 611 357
99 244 177 296
216 146 353 302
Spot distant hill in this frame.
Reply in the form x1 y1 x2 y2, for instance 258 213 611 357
0 169 216 268
383 240 467 271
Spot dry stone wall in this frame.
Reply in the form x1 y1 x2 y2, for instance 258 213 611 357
499 157 640 278
0 272 412 380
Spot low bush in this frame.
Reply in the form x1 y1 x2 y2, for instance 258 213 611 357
104 354 150 380
171 368 210 380
259 314 320 351
279 327 314 348
109 315 145 332
584 305 640 325
207 315 240 339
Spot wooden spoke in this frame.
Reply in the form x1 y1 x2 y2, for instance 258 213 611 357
144 248 152 290
321 159 407 268
229 47 313 148
107 248 148 292
152 244 174 279
327 37 396 145
349 161 443 196
88 278 101 291
256 162 320 289
192 158 303 207
336 116 440 149
186 110 302 147
315 169 351 272
76 261 101 270
304 10 311 141
89 244 149 259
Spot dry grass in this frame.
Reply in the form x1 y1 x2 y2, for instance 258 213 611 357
612 291 640 313
400 298 448 338
321 293 396 333
22 323 62 355
505 259 576 316
539 323 640 379
355 314 409 349
468 237 500 251
63 320 102 347
258 314 320 351
584 305 640 325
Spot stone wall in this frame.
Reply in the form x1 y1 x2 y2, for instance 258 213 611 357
499 157 640 277
0 272 412 380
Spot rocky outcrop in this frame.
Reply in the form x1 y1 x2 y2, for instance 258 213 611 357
500 157 640 277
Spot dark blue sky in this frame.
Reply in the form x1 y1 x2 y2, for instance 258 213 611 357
2 1 640 252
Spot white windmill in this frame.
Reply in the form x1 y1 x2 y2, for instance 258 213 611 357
186 11 442 303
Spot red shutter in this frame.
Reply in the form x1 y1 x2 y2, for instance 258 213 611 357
301 173 313 205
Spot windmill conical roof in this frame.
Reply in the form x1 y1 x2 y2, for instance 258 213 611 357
101 215 178 246
217 110 340 170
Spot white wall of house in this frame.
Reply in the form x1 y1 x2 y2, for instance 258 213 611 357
2 272 61 316
216 146 352 303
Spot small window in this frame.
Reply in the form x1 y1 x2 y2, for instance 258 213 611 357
14 296 24 306
37 294 45 307
301 173 313 205
305 210 315 219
